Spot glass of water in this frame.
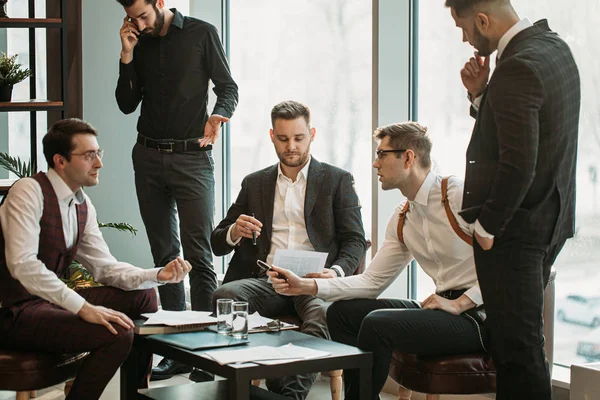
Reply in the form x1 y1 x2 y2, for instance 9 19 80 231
216 298 234 335
231 301 249 339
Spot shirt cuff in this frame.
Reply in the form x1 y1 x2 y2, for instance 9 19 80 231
463 286 483 306
474 219 494 239
153 268 165 284
330 265 345 278
467 92 483 111
64 291 86 315
212 107 232 120
119 59 135 74
226 224 242 247
315 278 330 298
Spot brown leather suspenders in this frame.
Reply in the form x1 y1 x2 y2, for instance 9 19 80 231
397 177 473 246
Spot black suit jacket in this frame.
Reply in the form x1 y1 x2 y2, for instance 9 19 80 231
460 20 581 245
212 158 367 284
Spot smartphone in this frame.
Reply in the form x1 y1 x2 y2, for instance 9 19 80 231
256 260 286 280
256 259 272 272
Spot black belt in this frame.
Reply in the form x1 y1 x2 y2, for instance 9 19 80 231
436 288 467 300
137 134 212 153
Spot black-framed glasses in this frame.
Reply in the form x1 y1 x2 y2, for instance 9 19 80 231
375 149 406 160
71 149 104 163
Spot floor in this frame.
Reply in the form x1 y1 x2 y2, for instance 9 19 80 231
0 356 397 399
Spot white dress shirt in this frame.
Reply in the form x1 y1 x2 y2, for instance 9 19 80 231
227 157 345 277
470 17 534 239
0 169 160 314
316 171 482 305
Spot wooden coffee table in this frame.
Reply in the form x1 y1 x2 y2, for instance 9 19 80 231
122 330 372 399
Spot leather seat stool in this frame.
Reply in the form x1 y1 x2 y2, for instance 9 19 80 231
389 269 557 400
0 349 87 400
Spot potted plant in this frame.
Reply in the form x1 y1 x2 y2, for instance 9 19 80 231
0 52 33 101
0 152 137 289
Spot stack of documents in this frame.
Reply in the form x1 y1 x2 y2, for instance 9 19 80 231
203 343 330 365
134 310 217 335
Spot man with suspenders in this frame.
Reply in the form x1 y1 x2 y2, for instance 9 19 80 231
268 122 488 400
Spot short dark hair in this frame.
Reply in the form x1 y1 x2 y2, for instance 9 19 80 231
270 101 311 128
43 118 98 168
116 0 156 7
374 122 432 169
445 0 509 17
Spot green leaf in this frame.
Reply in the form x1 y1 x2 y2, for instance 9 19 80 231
98 221 137 236
0 152 35 178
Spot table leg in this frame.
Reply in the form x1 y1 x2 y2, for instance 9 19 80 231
228 377 250 400
358 366 371 400
120 341 141 400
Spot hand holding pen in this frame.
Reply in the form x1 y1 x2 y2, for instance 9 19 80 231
231 213 262 243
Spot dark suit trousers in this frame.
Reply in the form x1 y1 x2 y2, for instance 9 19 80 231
327 298 486 400
0 286 158 400
132 143 218 312
474 237 565 400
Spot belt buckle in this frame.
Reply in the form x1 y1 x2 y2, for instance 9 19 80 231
157 142 173 153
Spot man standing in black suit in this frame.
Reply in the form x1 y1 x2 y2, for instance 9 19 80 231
446 1 581 398
211 100 367 399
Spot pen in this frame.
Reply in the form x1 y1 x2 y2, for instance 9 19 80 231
251 213 257 245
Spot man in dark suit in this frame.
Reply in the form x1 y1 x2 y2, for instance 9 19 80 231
446 1 581 399
212 100 367 399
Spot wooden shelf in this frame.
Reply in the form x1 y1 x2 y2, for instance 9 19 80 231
0 18 62 28
0 100 64 111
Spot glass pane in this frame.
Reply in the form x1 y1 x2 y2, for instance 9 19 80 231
165 0 189 16
4 0 48 175
229 0 372 256
417 1 600 366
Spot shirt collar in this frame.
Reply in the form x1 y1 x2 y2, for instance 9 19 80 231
170 8 185 30
412 170 436 207
277 156 311 183
47 168 85 206
497 18 533 60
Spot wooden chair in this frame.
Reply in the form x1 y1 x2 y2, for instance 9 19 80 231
253 240 371 400
390 269 557 400
0 349 87 399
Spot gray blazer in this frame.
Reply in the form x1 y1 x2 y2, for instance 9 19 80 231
212 157 367 284
460 20 580 245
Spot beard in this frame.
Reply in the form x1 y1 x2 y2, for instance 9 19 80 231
471 24 493 57
139 5 165 37
277 147 311 168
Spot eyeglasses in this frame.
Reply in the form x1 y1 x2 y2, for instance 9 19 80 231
375 149 406 161
71 149 104 163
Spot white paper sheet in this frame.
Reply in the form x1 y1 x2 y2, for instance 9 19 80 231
203 343 330 365
273 249 328 277
142 310 217 326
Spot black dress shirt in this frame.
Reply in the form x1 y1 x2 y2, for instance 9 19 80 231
115 9 238 140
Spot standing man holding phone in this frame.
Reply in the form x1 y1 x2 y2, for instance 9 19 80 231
114 0 238 381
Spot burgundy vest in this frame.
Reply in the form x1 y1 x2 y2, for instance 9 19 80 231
0 172 88 308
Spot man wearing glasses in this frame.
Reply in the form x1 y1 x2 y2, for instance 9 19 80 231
0 118 191 399
268 122 487 400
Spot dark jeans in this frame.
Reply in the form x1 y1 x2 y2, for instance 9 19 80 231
327 298 486 400
214 278 329 400
132 143 218 312
0 287 157 400
474 236 565 400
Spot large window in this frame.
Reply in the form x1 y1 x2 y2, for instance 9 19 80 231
228 0 372 250
418 1 600 367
